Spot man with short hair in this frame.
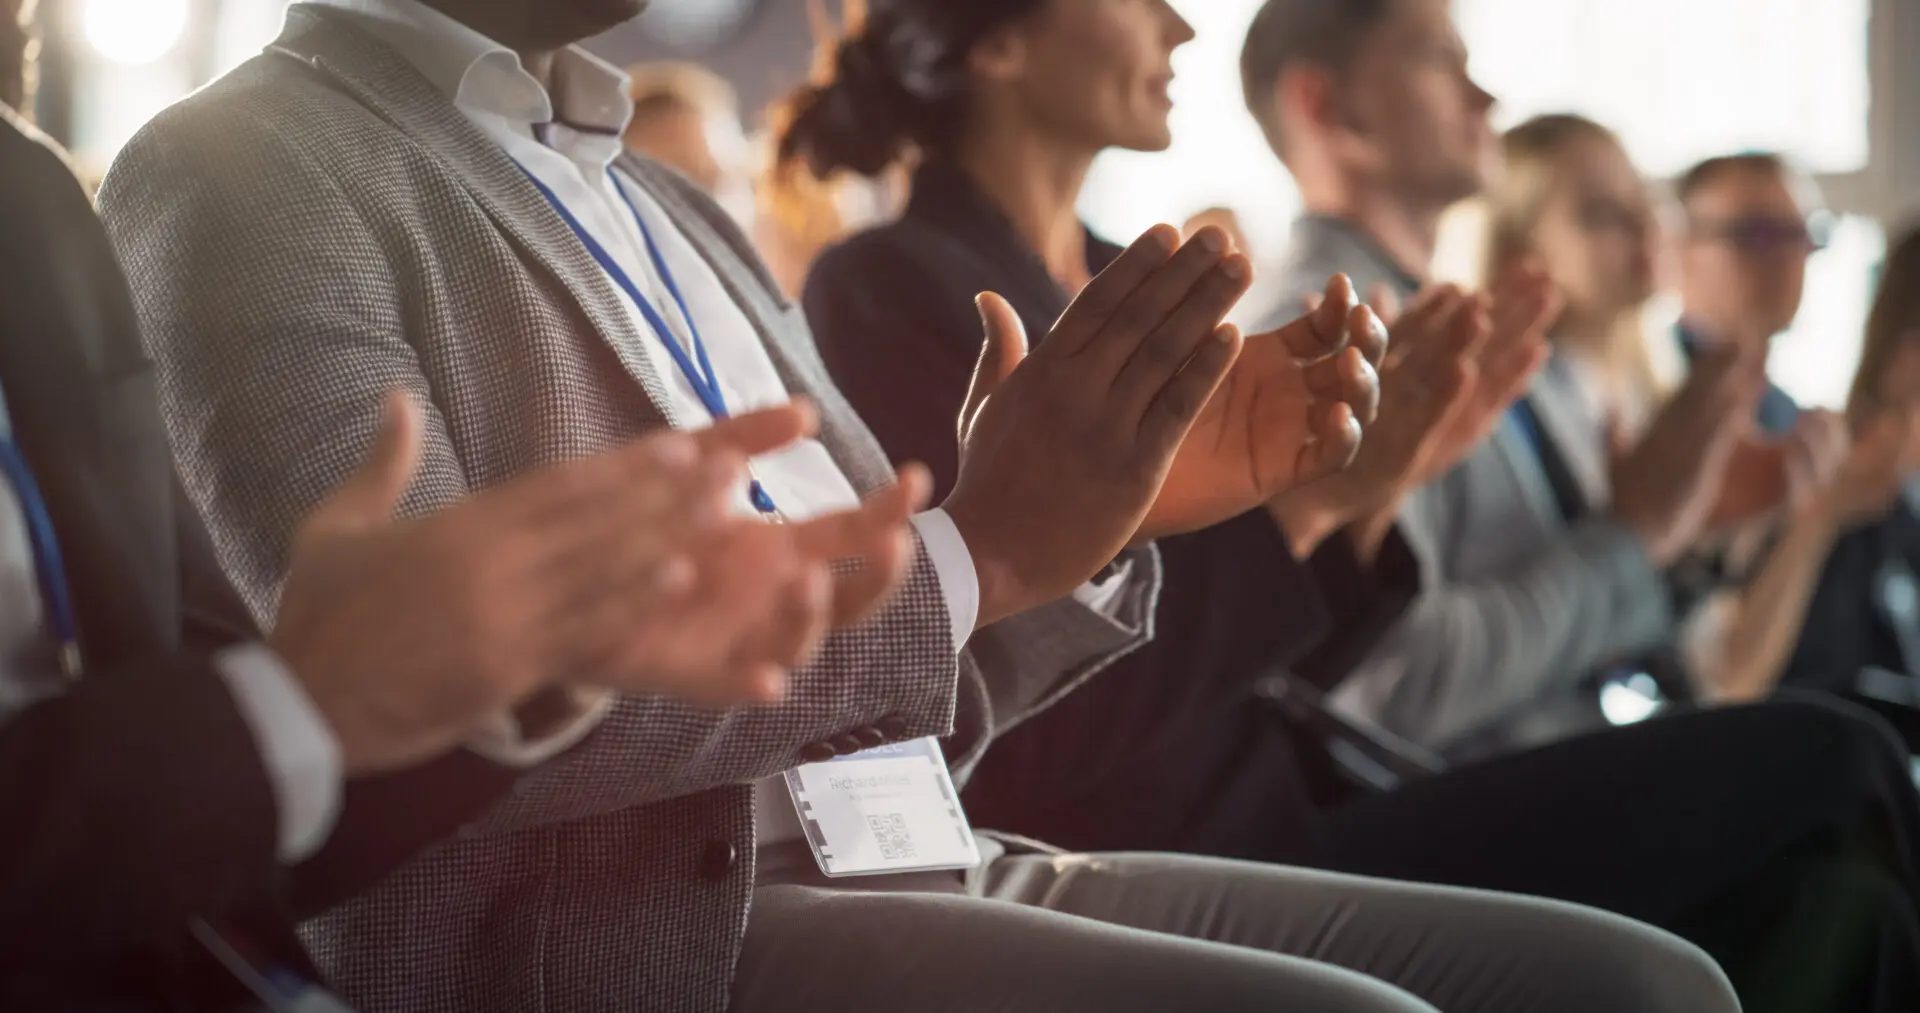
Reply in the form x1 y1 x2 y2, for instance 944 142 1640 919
1238 2 1920 1010
1675 151 1832 434
1242 0 1494 306
1243 0 1741 759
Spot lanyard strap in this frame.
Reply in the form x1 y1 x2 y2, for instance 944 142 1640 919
0 434 80 677
514 160 777 515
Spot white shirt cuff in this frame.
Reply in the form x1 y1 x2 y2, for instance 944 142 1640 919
1072 558 1135 614
465 686 615 768
910 508 979 654
212 643 342 864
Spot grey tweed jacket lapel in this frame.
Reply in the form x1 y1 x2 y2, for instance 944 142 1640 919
269 5 691 427
271 6 897 493
621 155 900 493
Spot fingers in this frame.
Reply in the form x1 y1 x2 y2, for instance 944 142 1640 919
1479 336 1550 413
1110 249 1252 415
721 566 835 698
1378 287 1457 371
1347 303 1391 371
1141 323 1243 455
1046 226 1181 358
309 391 424 534
1304 346 1378 419
789 465 931 626
963 292 1030 441
1262 275 1359 360
1089 230 1240 389
1294 401 1364 484
693 403 818 461
790 466 930 563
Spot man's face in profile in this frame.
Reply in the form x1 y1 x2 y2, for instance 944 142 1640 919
1339 0 1497 206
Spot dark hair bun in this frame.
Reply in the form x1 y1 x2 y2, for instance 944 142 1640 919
778 31 921 179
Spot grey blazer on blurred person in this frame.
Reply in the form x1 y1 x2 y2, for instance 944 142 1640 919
95 7 1157 1013
1263 216 1672 760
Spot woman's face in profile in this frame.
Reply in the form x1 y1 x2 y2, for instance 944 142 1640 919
1527 132 1658 326
979 0 1196 155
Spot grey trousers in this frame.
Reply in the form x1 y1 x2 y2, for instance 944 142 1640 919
731 842 1739 1012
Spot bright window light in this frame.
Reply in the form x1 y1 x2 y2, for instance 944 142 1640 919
1457 0 1871 176
80 0 191 66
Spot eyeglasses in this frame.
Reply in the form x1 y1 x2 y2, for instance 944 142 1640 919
1688 211 1835 255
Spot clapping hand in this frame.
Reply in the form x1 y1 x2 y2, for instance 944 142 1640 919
943 225 1246 628
1141 269 1382 543
1611 342 1767 565
271 394 925 775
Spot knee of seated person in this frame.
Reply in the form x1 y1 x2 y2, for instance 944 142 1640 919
1555 917 1739 1012
1761 692 1910 777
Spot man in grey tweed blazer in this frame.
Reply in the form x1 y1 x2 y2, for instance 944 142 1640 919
97 3 1741 1013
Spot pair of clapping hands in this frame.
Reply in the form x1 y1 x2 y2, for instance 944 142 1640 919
281 225 1560 777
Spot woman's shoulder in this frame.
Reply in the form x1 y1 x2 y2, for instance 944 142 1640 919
804 216 1001 315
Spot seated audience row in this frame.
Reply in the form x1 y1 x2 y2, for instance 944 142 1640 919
4 0 1919 1010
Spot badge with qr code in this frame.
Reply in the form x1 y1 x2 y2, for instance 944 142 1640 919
783 735 981 877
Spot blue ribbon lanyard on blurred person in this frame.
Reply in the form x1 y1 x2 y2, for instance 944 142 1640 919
513 159 779 515
0 427 81 679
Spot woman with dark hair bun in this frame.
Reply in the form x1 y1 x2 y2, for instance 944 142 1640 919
767 4 1751 1013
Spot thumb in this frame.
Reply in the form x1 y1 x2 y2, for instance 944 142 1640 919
961 292 1029 440
309 391 423 534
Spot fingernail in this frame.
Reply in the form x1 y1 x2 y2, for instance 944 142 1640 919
1222 257 1248 282
1197 228 1225 254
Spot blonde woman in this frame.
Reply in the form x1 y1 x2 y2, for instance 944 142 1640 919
1484 114 1896 703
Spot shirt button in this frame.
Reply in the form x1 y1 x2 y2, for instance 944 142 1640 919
852 727 888 749
830 734 864 756
876 715 910 739
800 741 837 763
700 840 737 882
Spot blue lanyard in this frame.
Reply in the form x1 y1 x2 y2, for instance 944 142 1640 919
513 161 777 516
1507 400 1547 463
0 433 80 677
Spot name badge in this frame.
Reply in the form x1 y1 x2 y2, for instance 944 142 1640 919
782 736 981 877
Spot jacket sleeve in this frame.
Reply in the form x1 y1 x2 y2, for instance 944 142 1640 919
97 96 970 839
0 115 281 968
1291 528 1423 691
1332 461 1674 750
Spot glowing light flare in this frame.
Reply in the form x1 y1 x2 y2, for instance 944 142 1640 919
80 0 191 66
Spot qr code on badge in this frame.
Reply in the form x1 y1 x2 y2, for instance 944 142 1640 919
866 813 917 861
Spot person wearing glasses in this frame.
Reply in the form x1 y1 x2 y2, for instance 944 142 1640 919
1674 151 1836 435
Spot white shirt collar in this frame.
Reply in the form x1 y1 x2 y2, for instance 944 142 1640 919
299 0 634 139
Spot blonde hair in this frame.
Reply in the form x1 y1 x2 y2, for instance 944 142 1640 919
1486 114 1664 416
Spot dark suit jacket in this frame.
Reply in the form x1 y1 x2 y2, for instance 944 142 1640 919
1783 497 1920 689
803 162 1418 860
0 110 514 1010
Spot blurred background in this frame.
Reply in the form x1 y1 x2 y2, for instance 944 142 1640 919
20 0 1919 408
